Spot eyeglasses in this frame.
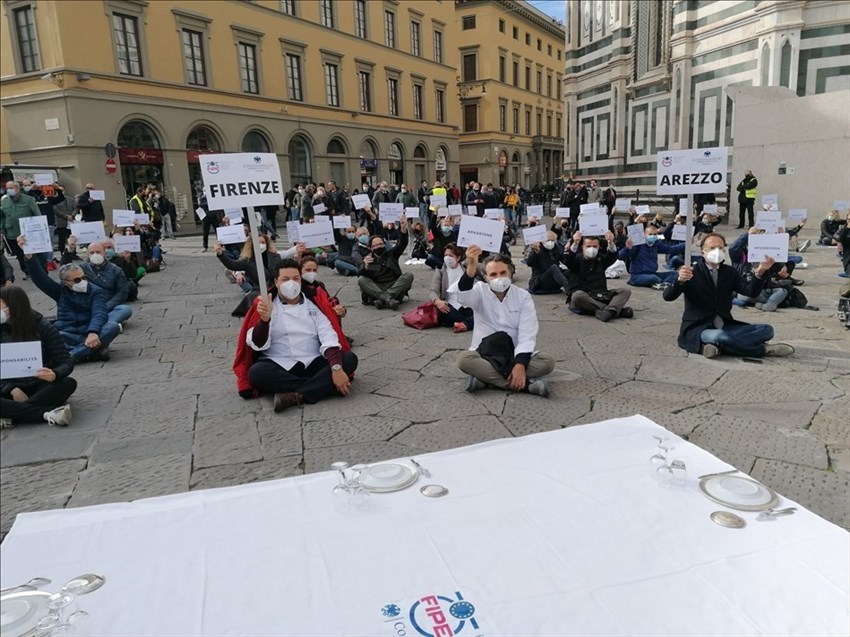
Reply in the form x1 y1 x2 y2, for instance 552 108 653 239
69 276 86 284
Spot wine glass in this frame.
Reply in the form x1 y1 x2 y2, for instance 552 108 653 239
44 592 74 633
331 461 351 495
35 613 62 636
61 580 90 622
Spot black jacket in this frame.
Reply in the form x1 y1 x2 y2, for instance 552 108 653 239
527 246 564 291
563 247 617 293
358 233 409 283
663 259 765 353
1 312 74 385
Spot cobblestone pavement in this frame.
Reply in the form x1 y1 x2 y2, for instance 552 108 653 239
2 223 848 538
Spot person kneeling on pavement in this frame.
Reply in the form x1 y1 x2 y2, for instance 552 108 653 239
1 286 77 427
456 245 555 397
237 259 358 411
358 217 414 310
663 233 794 359
564 231 634 321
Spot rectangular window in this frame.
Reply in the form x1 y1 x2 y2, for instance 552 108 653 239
536 112 542 135
547 75 552 98
359 70 372 112
547 44 552 56
435 88 445 123
319 0 334 28
324 63 339 106
556 115 562 137
525 66 531 90
354 0 367 38
285 53 303 100
182 29 206 86
279 0 296 15
238 42 258 93
388 77 399 116
413 84 423 120
499 104 506 132
499 56 506 83
411 21 421 56
13 6 40 72
462 53 477 82
537 38 542 51
512 26 518 39
462 15 476 30
547 115 552 137
498 19 505 33
525 110 531 135
513 107 519 134
113 13 142 76
463 103 478 132
433 29 443 63
512 60 519 86
525 33 530 45
536 71 542 94
558 49 561 60
384 10 396 48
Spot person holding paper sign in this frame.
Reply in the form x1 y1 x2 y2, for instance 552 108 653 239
564 232 634 321
1 286 77 427
237 259 358 409
527 231 571 300
78 243 132 326
358 219 413 310
77 184 105 223
456 246 554 396
619 226 684 289
426 215 459 269
1 181 40 276
663 233 794 358
429 243 476 333
819 210 841 246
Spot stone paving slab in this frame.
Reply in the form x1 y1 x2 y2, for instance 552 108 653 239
0 459 87 535
190 456 303 491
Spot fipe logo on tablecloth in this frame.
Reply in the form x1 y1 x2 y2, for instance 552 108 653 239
381 591 482 637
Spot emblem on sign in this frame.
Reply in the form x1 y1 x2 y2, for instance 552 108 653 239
206 161 220 174
662 157 672 167
381 591 482 636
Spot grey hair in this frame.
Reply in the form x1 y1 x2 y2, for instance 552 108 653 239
58 263 83 281
482 252 515 276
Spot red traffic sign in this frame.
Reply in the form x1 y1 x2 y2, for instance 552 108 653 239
105 158 117 173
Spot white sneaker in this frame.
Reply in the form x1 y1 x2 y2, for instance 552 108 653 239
798 239 810 253
796 262 808 269
44 404 72 427
0 418 13 429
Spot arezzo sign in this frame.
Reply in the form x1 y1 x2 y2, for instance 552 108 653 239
656 147 729 195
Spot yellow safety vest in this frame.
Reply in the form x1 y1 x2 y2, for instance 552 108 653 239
429 187 447 212
745 186 757 199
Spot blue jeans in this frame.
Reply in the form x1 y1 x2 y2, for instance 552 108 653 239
108 304 133 324
61 321 121 362
335 260 358 276
290 206 300 222
628 271 678 287
700 323 774 357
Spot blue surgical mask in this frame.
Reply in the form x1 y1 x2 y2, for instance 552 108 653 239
358 235 369 245
346 232 356 240
646 235 658 246
105 248 115 258
441 226 453 236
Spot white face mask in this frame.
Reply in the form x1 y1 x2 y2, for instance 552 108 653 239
301 271 318 284
279 279 301 300
703 247 725 265
542 240 555 250
89 253 105 265
72 280 88 293
583 247 599 259
444 256 458 269
259 243 267 253
0 309 8 324
488 277 511 293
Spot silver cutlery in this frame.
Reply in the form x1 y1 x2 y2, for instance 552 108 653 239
0 576 51 595
757 507 797 521
697 468 740 480
409 458 431 478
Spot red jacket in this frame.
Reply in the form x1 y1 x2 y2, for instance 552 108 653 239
232 289 351 399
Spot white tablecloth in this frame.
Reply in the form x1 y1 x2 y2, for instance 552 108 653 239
2 415 848 636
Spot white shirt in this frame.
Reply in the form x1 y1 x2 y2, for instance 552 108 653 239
457 280 539 356
445 266 463 308
246 295 340 370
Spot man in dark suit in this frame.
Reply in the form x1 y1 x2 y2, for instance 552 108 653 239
663 233 793 358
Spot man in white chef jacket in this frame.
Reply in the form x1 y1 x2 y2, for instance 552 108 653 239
455 245 555 396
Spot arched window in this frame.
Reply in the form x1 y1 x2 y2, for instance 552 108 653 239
779 40 792 88
760 44 771 86
327 137 346 154
242 129 271 153
360 139 378 158
118 120 161 148
288 135 312 184
413 144 427 159
186 125 221 152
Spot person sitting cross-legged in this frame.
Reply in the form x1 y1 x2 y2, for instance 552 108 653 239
242 259 358 411
527 230 571 302
357 216 413 310
430 242 475 333
619 225 684 289
663 232 794 359
456 245 555 397
79 241 133 326
564 231 634 321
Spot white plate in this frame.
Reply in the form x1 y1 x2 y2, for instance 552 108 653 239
360 462 418 493
0 590 51 637
699 475 778 511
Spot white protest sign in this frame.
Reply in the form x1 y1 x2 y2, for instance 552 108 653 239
581 203 601 215
19 216 52 254
200 153 285 210
88 190 106 201
436 207 448 218
312 202 327 214
526 205 543 219
756 210 781 230
656 146 728 195
69 221 106 244
286 221 300 242
787 209 807 222
333 216 351 230
834 199 850 211
430 194 447 207
352 194 371 210
457 215 504 253
579 213 609 236
634 205 650 216
678 199 690 217
223 208 244 222
703 204 719 215
614 198 631 212
761 194 779 211
627 224 646 246
0 341 42 379
112 209 136 226
748 232 789 263
195 206 207 221
555 207 571 218
297 218 335 249
522 224 548 245
405 207 419 219
379 202 403 223
755 219 781 233
132 213 150 226
484 208 502 220
114 235 141 253
33 173 54 186
671 224 690 241
447 204 463 217
216 224 247 244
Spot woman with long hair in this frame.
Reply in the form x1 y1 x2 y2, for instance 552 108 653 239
1 285 77 427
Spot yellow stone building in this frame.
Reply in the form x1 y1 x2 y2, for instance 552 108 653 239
0 0 461 212
454 0 565 189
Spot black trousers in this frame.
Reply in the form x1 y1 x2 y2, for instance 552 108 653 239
7 238 29 275
248 352 358 404
55 227 71 253
436 305 474 329
739 199 754 227
202 215 219 249
1 376 77 423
